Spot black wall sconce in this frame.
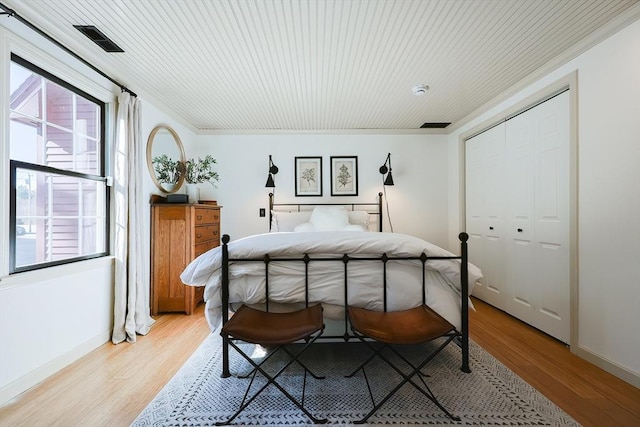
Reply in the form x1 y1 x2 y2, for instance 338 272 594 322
379 153 394 186
265 154 279 187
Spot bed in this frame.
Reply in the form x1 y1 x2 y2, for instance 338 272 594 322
180 194 482 374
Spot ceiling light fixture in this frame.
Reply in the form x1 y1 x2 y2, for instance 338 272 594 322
412 84 429 96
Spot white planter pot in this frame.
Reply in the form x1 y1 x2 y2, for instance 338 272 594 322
185 184 200 204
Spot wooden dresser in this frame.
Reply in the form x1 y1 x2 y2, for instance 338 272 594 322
150 203 221 315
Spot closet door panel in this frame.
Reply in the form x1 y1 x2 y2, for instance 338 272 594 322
465 137 484 236
509 240 536 322
483 126 507 239
505 108 536 321
465 124 506 307
533 92 570 342
537 242 567 320
536 148 564 241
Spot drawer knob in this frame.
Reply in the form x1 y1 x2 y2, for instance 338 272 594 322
197 215 203 220
489 226 494 230
196 233 202 238
517 228 523 232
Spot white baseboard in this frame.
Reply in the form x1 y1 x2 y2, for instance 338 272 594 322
0 330 111 406
574 345 640 388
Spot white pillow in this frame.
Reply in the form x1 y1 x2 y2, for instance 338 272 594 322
309 206 350 231
343 224 365 231
293 222 316 232
270 211 312 232
348 211 370 230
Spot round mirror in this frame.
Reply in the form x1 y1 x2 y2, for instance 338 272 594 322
146 125 186 193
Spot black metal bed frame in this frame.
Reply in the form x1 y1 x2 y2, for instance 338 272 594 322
219 232 471 378
269 192 384 232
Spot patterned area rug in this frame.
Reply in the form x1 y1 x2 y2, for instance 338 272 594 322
131 332 579 426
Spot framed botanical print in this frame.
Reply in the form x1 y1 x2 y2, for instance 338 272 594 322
295 156 322 196
330 156 358 196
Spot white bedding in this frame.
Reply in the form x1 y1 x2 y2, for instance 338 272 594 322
180 231 482 331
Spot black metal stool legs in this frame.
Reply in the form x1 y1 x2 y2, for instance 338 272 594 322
348 331 461 424
216 330 328 426
236 345 325 380
283 346 326 380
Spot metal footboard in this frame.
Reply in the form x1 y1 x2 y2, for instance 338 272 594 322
220 232 470 377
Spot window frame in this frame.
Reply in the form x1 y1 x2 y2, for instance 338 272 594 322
8 54 109 274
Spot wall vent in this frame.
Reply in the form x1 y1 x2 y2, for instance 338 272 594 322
420 122 451 129
74 25 124 52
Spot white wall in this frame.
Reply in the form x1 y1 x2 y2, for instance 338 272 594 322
0 22 119 404
186 133 450 247
447 20 640 385
0 260 114 404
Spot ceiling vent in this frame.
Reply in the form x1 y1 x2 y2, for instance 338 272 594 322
74 25 124 52
420 122 451 129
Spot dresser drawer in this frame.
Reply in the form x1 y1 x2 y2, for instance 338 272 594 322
194 225 219 244
194 241 218 257
194 208 220 225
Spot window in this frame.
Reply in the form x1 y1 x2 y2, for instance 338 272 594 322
9 54 108 273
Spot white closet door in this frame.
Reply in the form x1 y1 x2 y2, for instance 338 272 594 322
505 91 570 343
533 91 570 342
465 123 507 308
504 102 537 327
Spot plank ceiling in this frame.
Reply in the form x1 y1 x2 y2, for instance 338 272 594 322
1 0 638 132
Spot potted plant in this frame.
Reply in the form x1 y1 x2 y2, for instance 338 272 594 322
184 154 219 203
152 154 183 185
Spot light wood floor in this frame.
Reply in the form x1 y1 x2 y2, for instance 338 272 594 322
1 298 638 426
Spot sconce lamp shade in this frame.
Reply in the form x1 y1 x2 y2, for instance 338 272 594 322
265 173 275 187
379 153 394 186
383 171 394 186
265 155 278 188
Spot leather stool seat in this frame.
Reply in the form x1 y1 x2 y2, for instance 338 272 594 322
223 304 324 345
348 305 454 345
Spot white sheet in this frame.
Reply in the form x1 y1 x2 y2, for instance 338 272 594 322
180 231 482 331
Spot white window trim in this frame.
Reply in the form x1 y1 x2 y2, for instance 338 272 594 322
0 26 119 278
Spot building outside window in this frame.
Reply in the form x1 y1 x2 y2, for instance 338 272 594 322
9 54 108 273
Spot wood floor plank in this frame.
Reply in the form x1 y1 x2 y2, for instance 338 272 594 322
0 306 211 427
0 298 638 427
469 298 640 427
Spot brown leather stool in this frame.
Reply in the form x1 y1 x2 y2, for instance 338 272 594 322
346 304 461 424
217 304 327 425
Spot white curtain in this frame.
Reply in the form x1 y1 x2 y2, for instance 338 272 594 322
112 92 155 344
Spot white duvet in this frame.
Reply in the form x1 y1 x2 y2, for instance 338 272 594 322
180 231 482 331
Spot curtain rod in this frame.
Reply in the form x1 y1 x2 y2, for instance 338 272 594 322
0 2 137 97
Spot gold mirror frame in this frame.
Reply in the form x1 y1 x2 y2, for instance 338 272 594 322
146 125 186 193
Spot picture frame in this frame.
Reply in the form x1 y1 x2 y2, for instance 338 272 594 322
330 156 358 196
295 156 322 196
